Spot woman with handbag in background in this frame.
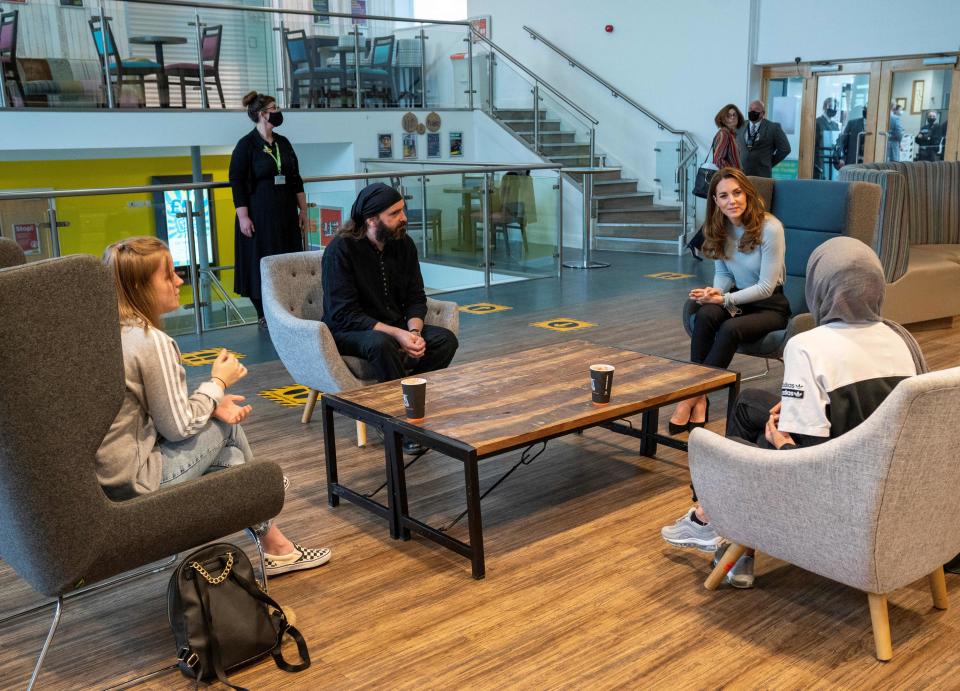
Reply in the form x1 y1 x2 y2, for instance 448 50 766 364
669 168 789 433
97 237 331 576
689 104 744 258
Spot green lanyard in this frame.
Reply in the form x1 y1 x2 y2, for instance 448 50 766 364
263 142 282 174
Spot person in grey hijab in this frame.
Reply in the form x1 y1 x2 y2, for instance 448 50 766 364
661 236 924 586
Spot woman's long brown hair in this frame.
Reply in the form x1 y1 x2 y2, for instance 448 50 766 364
701 167 767 260
102 236 171 330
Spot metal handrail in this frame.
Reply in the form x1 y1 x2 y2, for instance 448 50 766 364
120 0 472 27
360 158 579 168
470 31 598 126
522 24 695 165
0 164 562 202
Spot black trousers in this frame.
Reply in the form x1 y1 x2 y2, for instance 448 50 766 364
690 289 790 369
333 324 458 382
725 388 780 448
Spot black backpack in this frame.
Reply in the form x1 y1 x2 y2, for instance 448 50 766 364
167 542 310 690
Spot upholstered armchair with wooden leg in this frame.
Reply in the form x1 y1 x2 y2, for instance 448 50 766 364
260 250 459 445
689 366 960 661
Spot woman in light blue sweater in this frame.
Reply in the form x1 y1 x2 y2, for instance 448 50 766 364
669 168 789 434
97 237 330 576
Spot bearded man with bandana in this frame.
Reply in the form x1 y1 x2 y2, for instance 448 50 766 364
320 182 459 390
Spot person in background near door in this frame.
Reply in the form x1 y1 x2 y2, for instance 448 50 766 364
814 98 840 179
736 100 791 178
887 102 904 161
687 104 745 261
833 107 867 169
230 91 307 330
713 104 744 169
915 111 945 161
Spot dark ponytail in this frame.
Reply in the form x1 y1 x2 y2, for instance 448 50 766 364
242 91 275 123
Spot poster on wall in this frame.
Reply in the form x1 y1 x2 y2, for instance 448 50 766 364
426 132 440 159
449 131 463 157
469 16 491 43
319 207 342 247
351 0 367 26
13 223 40 255
402 133 417 159
378 133 393 158
312 0 329 25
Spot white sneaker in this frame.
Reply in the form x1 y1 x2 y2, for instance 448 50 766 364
660 508 722 552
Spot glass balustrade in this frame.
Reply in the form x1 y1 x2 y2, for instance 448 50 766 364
0 162 560 335
0 0 474 110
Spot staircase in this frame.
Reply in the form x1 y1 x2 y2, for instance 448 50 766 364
492 108 685 253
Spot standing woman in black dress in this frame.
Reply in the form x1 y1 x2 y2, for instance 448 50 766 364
230 91 307 329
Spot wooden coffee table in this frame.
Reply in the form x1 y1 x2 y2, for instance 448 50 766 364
321 340 739 578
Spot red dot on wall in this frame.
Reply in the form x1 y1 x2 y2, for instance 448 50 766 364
604 24 614 33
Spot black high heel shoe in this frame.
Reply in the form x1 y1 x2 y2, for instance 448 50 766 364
688 397 710 429
668 419 690 435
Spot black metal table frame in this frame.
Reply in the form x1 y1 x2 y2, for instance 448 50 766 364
322 374 740 580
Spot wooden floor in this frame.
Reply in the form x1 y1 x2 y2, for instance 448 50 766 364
2 250 959 689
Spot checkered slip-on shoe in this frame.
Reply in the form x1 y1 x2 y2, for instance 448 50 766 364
264 544 332 576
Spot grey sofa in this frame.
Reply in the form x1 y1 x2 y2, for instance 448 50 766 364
0 236 26 267
683 178 881 372
839 161 960 324
689 366 960 660
0 255 285 687
261 250 459 442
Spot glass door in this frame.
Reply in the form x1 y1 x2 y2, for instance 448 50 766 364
874 58 959 163
815 71 871 178
763 73 805 179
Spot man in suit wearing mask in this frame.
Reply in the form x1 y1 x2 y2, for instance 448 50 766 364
737 100 791 178
834 107 867 169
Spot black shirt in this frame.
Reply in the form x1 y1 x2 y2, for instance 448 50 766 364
321 233 427 335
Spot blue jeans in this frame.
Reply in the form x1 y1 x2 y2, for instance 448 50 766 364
159 419 252 486
159 421 271 535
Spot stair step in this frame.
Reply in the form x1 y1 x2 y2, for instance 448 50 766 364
566 169 623 182
596 223 683 239
593 179 640 195
517 131 577 143
540 144 592 156
597 206 681 223
502 118 561 131
493 109 550 120
548 155 604 166
594 235 683 255
594 193 655 209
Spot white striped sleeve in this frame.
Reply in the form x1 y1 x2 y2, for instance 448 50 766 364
140 329 223 442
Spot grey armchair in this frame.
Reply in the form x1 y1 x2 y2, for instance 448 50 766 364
0 236 26 267
261 250 459 444
682 177 880 378
689 366 960 661
0 255 285 688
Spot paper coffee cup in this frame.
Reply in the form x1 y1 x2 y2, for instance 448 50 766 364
401 377 427 419
590 364 615 404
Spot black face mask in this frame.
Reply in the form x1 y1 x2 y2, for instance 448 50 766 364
748 111 761 122
825 108 837 118
267 110 283 127
927 116 937 125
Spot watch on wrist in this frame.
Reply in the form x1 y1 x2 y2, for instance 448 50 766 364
409 328 421 336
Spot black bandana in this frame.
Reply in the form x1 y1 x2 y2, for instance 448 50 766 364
350 183 403 226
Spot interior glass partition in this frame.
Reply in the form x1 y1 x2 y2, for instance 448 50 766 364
1 0 473 110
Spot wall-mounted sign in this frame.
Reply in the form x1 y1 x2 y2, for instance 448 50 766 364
13 223 40 255
319 207 342 247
